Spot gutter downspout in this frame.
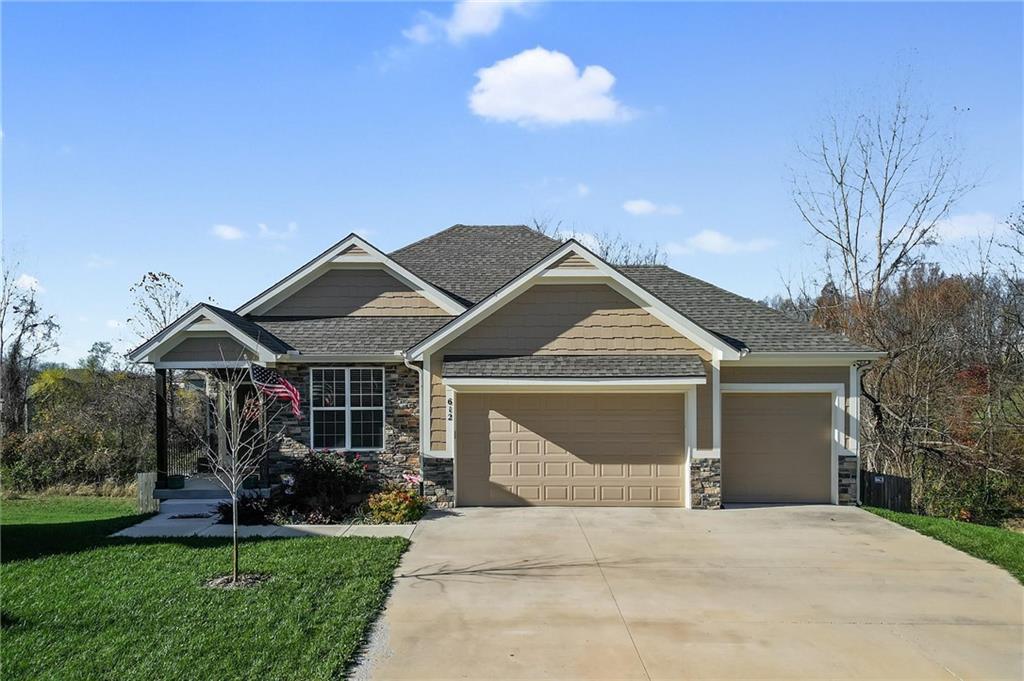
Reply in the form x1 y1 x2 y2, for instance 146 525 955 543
398 351 426 496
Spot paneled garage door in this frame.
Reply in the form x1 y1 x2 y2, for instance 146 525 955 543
722 393 832 504
456 393 685 507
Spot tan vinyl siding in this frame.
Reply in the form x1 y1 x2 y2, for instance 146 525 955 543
160 335 254 362
265 269 447 317
430 369 447 451
443 284 706 356
547 253 596 270
722 393 832 503
721 364 850 434
456 393 685 507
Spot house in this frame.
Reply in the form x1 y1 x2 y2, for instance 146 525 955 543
129 225 884 509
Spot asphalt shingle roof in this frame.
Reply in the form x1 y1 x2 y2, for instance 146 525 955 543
248 316 452 355
390 225 561 305
442 354 706 378
617 266 877 353
205 305 293 354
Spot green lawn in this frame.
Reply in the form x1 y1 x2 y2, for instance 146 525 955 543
865 506 1024 584
1 496 408 679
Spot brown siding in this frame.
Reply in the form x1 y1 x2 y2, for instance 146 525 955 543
161 335 254 362
430 369 447 451
338 243 369 256
443 284 705 356
265 269 446 317
456 392 685 506
721 364 850 435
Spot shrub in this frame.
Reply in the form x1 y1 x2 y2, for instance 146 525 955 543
0 426 141 492
286 451 373 521
214 494 272 525
368 488 428 524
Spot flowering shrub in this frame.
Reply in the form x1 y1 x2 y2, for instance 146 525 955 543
368 487 429 524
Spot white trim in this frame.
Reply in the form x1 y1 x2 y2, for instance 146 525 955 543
419 354 432 461
154 360 250 369
445 386 455 459
684 385 697 509
729 352 885 366
237 234 466 316
444 377 705 392
850 364 861 504
308 366 386 452
406 240 741 361
711 351 722 459
130 304 279 364
720 382 846 505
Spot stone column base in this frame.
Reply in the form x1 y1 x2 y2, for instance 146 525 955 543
690 458 722 509
838 454 858 505
423 458 455 508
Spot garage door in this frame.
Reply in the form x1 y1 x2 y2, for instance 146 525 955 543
722 393 832 504
456 393 684 507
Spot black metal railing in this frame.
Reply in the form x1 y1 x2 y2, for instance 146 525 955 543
167 439 204 478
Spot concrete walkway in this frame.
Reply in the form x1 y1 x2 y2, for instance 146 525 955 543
354 505 1023 681
111 499 416 539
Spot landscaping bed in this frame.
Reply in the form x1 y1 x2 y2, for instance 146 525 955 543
865 506 1024 584
1 496 408 679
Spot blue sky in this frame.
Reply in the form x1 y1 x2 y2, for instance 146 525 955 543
3 1 1021 364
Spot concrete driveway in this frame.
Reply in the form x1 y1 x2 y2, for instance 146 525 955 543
355 506 1023 680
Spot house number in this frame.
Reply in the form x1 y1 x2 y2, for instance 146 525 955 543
447 397 454 421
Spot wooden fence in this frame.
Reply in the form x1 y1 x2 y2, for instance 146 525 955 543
859 470 912 513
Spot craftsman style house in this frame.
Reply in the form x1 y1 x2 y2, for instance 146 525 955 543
129 225 883 508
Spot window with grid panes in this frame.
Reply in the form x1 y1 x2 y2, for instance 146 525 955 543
310 368 384 450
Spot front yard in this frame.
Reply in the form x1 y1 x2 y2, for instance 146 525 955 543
0 496 407 679
866 506 1024 584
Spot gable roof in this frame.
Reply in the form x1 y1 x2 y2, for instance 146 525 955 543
127 303 290 363
390 225 561 304
406 239 744 361
618 266 878 354
236 233 466 316
251 316 451 356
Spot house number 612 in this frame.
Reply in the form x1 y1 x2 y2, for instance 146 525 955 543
446 397 454 421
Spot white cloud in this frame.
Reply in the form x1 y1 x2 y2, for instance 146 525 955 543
576 183 591 198
14 273 44 293
105 319 122 329
211 224 246 240
933 212 1005 242
469 47 631 127
666 230 776 256
258 222 298 240
85 254 115 269
622 199 681 216
404 1 528 45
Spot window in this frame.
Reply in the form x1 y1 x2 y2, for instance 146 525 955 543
310 367 385 450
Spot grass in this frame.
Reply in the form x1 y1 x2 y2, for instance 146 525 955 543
865 506 1024 584
1 496 409 679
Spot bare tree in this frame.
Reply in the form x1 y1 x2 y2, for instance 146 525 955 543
127 272 192 343
128 272 193 418
190 367 285 584
530 217 665 266
0 262 59 436
792 82 974 317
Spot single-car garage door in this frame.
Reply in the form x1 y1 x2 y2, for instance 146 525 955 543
722 393 832 504
456 393 684 506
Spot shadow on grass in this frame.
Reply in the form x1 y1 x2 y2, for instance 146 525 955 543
2 514 155 562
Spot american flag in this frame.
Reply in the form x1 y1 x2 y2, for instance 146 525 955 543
248 363 303 418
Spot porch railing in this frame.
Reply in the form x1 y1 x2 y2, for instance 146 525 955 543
167 439 204 478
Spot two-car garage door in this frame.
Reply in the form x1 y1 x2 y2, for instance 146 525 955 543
456 393 685 507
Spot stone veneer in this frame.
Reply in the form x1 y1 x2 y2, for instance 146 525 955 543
266 363 454 506
837 454 858 505
690 458 722 509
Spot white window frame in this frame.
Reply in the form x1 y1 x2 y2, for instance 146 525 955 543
309 367 386 452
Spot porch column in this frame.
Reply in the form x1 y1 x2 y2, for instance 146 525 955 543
155 368 168 488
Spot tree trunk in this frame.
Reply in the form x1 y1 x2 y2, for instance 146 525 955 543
232 493 239 583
